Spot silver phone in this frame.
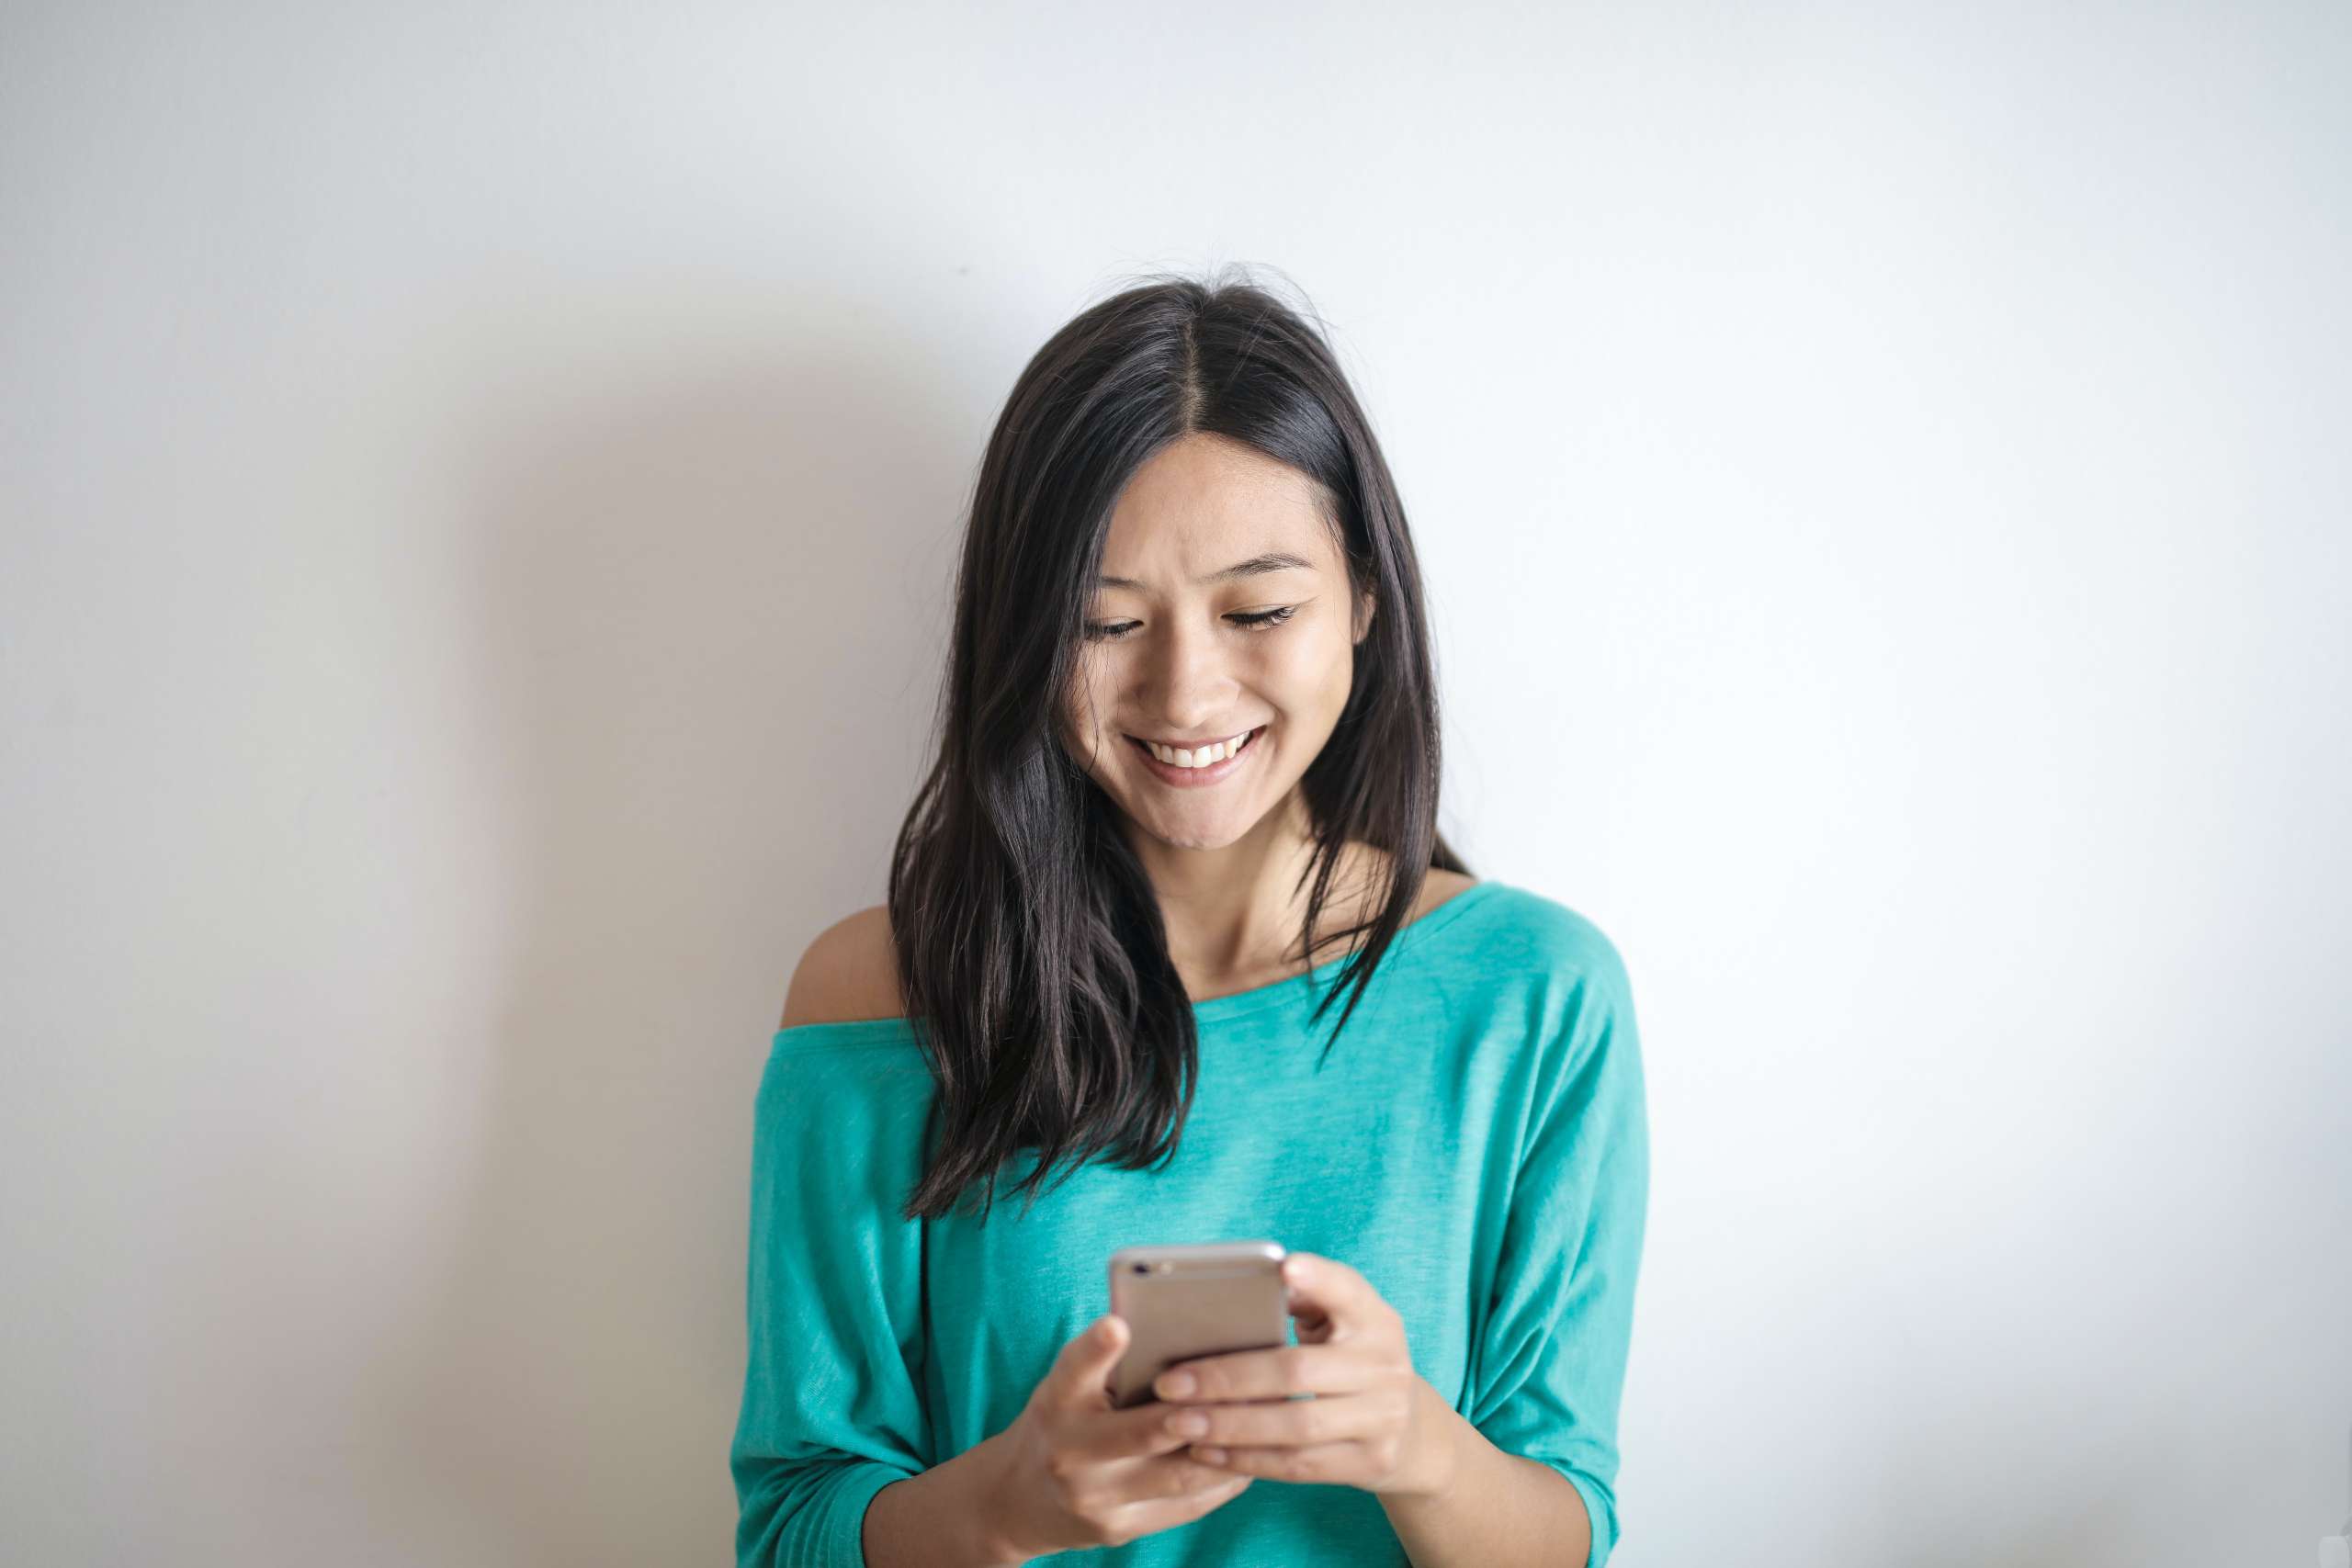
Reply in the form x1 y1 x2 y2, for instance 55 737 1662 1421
1105 1239 1291 1410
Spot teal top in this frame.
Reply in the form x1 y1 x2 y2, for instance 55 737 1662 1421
730 879 1649 1567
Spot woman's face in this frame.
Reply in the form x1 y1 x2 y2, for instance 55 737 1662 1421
1059 432 1374 853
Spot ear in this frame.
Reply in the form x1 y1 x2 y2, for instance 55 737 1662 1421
1352 589 1377 645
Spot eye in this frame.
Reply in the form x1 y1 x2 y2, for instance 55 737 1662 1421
1081 606 1299 642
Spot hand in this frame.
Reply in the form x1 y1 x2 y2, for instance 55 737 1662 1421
979 1313 1255 1559
1147 1251 1456 1497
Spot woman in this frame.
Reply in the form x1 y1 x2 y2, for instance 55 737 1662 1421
731 270 1648 1567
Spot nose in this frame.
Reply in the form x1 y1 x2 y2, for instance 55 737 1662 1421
1136 611 1234 737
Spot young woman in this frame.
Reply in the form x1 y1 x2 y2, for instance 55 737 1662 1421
731 271 1649 1567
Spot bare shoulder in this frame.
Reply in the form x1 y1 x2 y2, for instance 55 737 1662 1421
779 904 909 1029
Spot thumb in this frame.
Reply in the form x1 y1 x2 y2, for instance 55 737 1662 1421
1053 1313 1128 1406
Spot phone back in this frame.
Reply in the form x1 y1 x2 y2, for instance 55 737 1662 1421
1106 1240 1290 1409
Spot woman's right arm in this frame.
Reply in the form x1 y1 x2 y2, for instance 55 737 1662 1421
731 1017 1003 1565
738 919 1250 1563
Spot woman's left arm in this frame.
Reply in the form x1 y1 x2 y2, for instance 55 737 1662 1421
1379 1379 1597 1567
1443 931 1650 1568
1148 920 1650 1568
1153 1253 1608 1568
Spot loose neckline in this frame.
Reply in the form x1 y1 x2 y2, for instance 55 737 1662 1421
772 879 1503 1046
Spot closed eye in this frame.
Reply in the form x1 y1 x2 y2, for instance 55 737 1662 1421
1083 605 1299 642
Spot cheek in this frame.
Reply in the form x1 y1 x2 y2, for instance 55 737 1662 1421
1060 658 1113 732
1060 667 1134 769
1264 628 1353 707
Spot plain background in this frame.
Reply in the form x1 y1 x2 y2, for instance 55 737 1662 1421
5 3 2347 1564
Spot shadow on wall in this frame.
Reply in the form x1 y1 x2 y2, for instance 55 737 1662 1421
357 334 963 1562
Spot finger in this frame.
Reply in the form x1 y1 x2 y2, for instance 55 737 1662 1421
1279 1252 1388 1336
1074 1397 1227 1461
1050 1314 1130 1410
1072 1434 1252 1524
1103 1463 1253 1533
1128 1448 1257 1498
1110 1457 1261 1514
1163 1383 1400 1450
1193 1438 1367 1483
1152 1340 1375 1404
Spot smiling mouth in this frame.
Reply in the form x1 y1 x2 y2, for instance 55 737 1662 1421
1125 726 1261 762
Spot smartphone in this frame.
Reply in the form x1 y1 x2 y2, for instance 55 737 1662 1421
1105 1239 1291 1409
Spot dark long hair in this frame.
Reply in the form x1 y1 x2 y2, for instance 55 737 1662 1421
886 265 1468 1224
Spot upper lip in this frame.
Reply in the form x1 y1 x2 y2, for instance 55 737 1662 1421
1127 726 1261 748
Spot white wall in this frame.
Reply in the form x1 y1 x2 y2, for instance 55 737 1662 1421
5 3 2346 1563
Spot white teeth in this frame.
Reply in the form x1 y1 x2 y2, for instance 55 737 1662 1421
1142 728 1255 768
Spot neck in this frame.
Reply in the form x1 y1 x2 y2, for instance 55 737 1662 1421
1124 794 1383 985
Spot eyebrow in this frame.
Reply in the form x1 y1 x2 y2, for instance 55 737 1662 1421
1095 551 1317 590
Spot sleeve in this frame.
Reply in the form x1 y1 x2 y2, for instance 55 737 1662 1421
1464 928 1650 1568
730 1038 937 1568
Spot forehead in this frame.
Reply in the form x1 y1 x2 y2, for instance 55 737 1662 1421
1096 433 1338 586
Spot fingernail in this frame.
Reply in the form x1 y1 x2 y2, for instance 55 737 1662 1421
1197 1446 1227 1463
1170 1413 1208 1436
1157 1371 1195 1398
